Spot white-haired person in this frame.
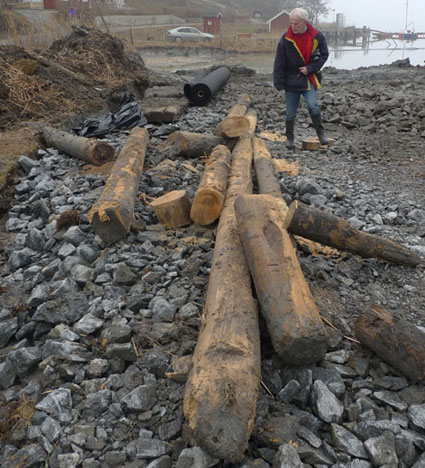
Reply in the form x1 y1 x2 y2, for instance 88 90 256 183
273 7 330 148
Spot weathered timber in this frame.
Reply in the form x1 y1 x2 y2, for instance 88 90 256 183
214 94 251 138
42 126 115 166
184 136 261 462
190 144 232 226
253 137 283 200
355 304 425 381
301 136 335 150
173 131 235 158
88 127 148 243
245 109 258 136
285 201 423 266
150 190 191 228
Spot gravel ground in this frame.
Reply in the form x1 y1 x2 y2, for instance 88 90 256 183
0 61 425 468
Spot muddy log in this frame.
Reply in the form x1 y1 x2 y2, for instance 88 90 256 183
42 125 115 166
184 136 261 462
173 131 235 158
214 94 251 138
355 305 425 381
285 201 422 266
150 190 192 228
190 145 232 226
88 127 148 243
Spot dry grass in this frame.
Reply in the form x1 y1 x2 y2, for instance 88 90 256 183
0 395 35 441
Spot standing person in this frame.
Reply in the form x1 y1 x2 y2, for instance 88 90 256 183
273 7 330 149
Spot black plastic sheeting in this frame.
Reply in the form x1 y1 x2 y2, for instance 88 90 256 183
73 93 147 138
184 66 231 106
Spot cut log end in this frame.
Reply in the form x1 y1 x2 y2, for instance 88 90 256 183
150 190 192 228
190 189 223 226
301 136 335 150
88 141 115 165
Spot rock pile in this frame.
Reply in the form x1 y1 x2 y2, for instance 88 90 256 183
0 63 425 467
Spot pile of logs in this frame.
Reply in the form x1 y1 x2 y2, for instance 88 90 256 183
41 96 424 463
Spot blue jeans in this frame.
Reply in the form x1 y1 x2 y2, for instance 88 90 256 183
285 87 321 121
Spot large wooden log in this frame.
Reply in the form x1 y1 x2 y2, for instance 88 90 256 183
253 137 283 201
285 201 423 267
173 131 234 158
355 305 425 381
42 125 115 166
184 136 261 462
214 94 251 138
150 190 191 228
190 145 232 226
235 194 327 364
88 127 149 243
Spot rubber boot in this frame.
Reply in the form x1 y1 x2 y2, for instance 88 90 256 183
311 114 330 146
285 119 295 149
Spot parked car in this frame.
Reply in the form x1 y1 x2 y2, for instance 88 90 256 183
166 27 214 42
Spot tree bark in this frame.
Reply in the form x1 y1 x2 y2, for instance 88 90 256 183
190 144 232 226
285 201 423 267
150 190 192 228
173 131 235 158
42 125 115 166
184 136 261 462
88 127 148 243
355 305 425 382
214 94 251 138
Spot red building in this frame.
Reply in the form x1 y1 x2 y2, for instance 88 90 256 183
203 12 222 34
268 10 290 34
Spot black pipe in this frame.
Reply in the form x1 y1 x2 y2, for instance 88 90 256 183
188 66 231 106
183 69 210 99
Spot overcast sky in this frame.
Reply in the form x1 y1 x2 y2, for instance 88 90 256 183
324 0 425 32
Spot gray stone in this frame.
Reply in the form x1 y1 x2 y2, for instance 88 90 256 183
105 342 137 361
3 443 46 468
9 248 35 271
57 453 80 468
18 155 38 174
0 359 17 389
41 416 63 443
140 347 170 378
324 349 351 364
297 426 322 449
312 367 346 397
76 244 99 264
80 389 112 418
412 452 425 468
364 431 398 466
71 264 95 285
7 346 41 376
355 420 402 440
26 228 46 251
0 317 18 348
146 455 172 468
408 404 425 430
120 384 157 413
373 390 408 411
158 419 182 441
113 263 137 285
373 376 409 391
150 296 176 323
63 226 86 245
126 438 172 459
176 447 209 468
178 302 199 319
277 379 301 403
347 461 372 468
297 178 322 196
104 323 132 344
348 216 366 230
310 380 344 423
36 388 73 423
104 450 127 466
331 424 368 458
73 313 104 335
42 339 92 362
87 358 110 378
407 208 425 221
28 284 50 307
58 242 77 258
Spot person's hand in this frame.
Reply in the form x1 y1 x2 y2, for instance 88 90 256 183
299 66 308 75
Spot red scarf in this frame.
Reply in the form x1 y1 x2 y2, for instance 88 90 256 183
287 23 318 86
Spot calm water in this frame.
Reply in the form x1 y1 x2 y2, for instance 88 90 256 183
141 40 425 74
